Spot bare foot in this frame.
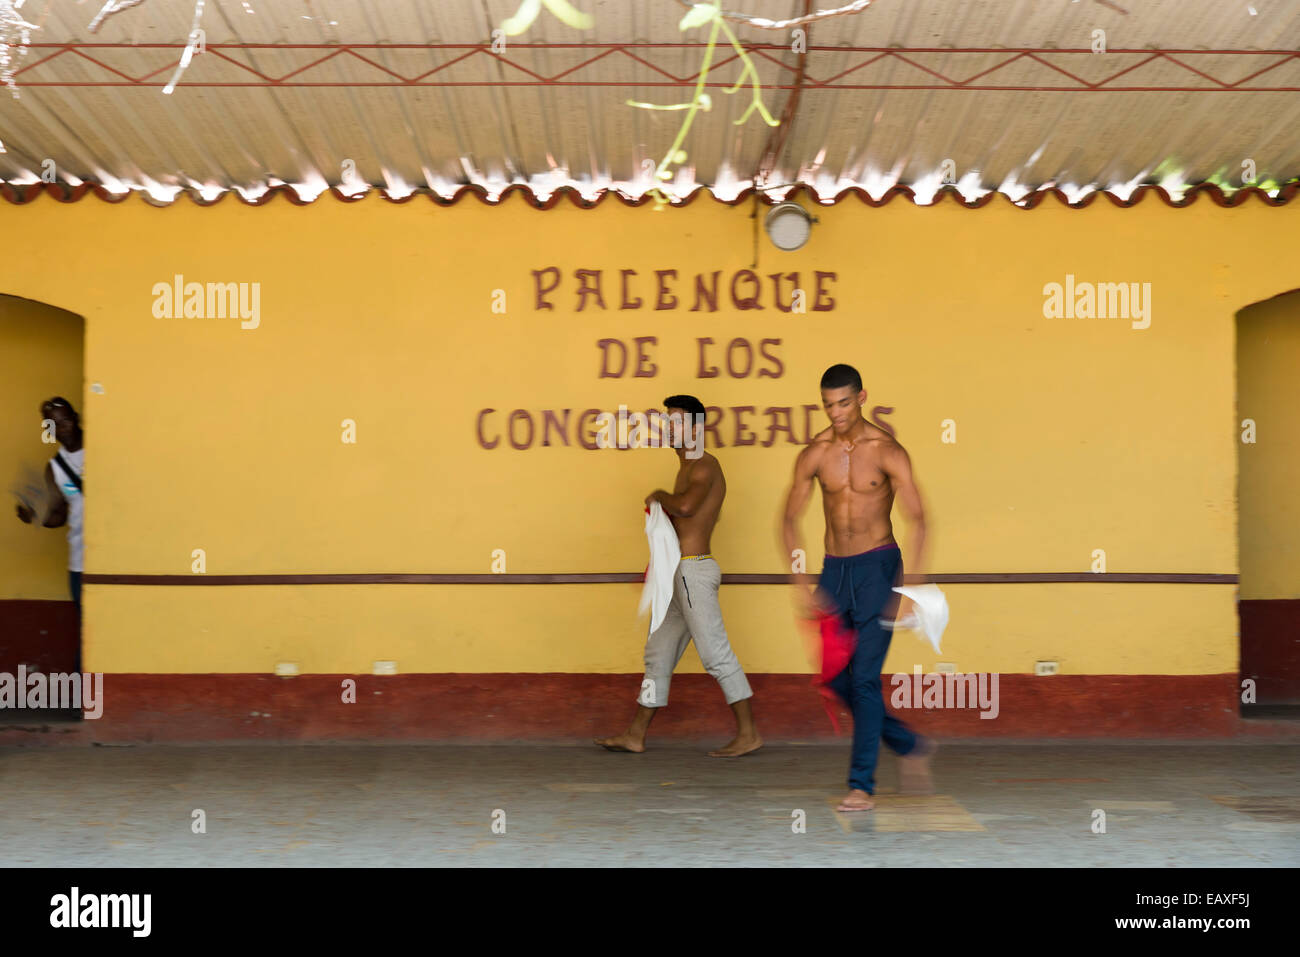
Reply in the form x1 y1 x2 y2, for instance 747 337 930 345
836 789 874 812
707 733 763 757
594 732 645 753
899 737 937 794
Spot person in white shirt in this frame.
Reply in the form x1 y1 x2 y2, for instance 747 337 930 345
15 396 85 612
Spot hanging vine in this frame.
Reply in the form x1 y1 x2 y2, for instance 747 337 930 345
500 0 781 208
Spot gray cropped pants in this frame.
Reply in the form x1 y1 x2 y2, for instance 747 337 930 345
640 557 753 708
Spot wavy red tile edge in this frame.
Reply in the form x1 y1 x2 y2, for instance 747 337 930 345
0 181 1296 209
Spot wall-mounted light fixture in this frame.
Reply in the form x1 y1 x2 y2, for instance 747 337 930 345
764 201 818 251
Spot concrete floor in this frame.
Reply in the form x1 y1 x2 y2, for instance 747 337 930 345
1 742 1296 866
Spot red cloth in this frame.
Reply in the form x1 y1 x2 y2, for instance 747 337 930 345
802 609 857 734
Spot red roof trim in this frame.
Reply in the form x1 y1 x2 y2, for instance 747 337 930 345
1 180 1295 209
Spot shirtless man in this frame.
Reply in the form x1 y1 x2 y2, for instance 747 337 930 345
596 394 761 757
781 364 935 811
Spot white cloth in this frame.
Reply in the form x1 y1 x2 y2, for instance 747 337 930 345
49 444 84 573
638 502 680 633
885 584 949 654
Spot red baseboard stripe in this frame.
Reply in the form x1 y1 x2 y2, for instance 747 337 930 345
3 673 1290 745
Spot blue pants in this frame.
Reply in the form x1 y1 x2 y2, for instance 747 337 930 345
69 571 81 611
819 546 919 795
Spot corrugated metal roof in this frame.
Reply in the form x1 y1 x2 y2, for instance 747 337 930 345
0 0 1297 206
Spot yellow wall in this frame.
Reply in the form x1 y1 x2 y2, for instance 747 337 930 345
1 193 1294 675
0 295 84 599
1237 291 1300 600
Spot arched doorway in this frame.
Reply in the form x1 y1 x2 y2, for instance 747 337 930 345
1236 288 1300 715
0 294 85 721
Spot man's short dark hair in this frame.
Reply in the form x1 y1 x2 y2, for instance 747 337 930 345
820 364 863 393
663 394 706 418
44 396 80 426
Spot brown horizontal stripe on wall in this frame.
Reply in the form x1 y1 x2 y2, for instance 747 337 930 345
82 572 1238 585
729 573 1239 585
85 573 645 585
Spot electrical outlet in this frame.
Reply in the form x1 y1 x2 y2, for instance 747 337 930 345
373 660 398 676
275 661 299 677
1035 660 1059 676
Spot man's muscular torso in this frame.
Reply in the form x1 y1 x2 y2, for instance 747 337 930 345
806 421 899 557
669 453 725 556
